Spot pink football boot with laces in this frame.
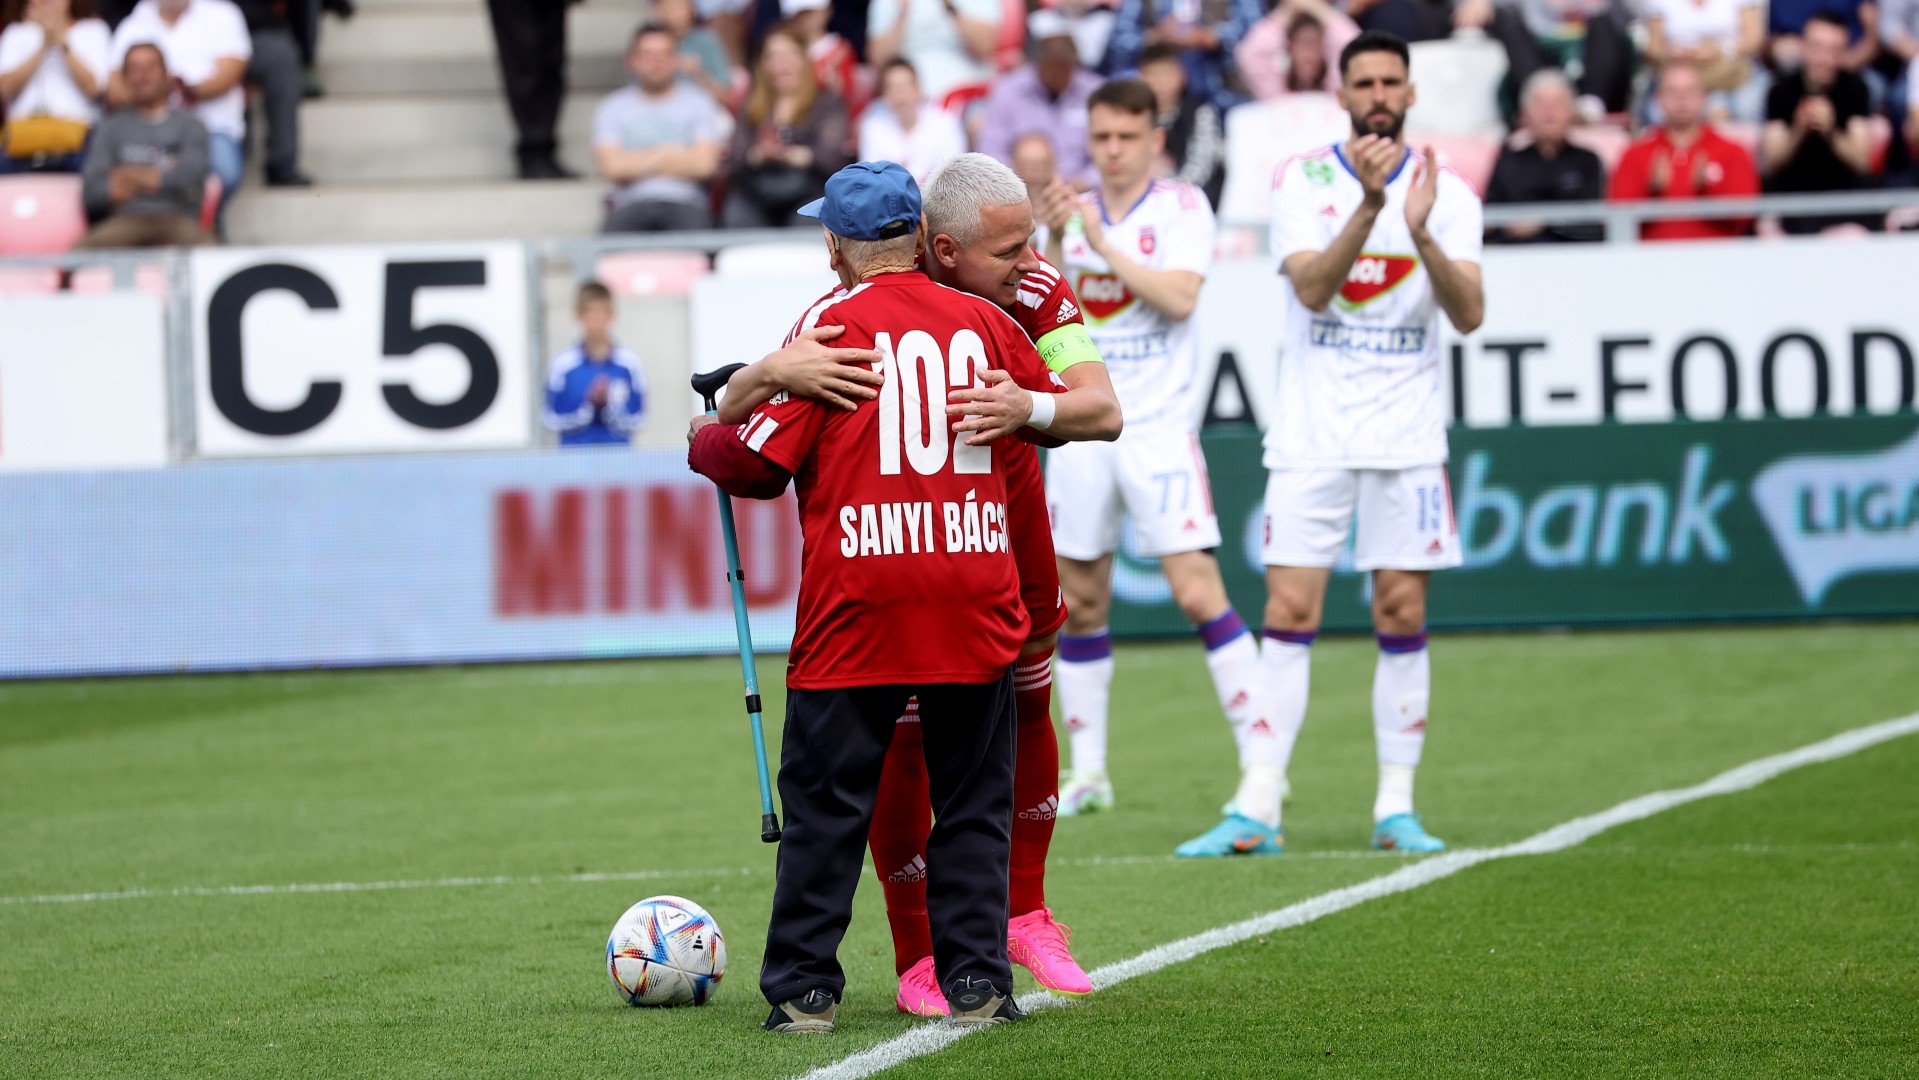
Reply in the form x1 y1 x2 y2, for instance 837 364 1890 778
894 955 950 1017
1007 907 1093 996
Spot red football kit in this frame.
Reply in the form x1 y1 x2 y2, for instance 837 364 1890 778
697 270 1059 690
867 254 1099 999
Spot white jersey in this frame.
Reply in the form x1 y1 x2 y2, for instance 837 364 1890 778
1059 179 1216 432
1266 144 1483 469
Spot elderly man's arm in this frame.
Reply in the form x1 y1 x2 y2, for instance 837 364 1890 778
687 417 795 499
716 326 886 422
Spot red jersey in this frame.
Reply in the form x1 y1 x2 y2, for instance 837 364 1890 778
1008 253 1084 341
730 271 1059 689
1608 127 1760 241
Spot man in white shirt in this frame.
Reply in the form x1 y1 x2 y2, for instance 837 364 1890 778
1239 29 1485 857
1039 78 1271 829
866 0 1003 103
108 0 249 204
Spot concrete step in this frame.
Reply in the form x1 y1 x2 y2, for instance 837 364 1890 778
315 3 636 97
226 178 607 245
298 93 603 183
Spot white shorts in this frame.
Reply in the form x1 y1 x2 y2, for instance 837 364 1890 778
1047 428 1223 560
1260 464 1463 571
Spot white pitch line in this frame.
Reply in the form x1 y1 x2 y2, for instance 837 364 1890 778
0 851 1394 909
799 711 1919 1080
0 867 759 907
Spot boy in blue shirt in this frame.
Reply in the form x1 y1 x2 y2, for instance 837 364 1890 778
545 281 648 446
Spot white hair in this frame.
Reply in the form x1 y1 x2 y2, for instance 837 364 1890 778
1519 68 1575 112
922 152 1031 246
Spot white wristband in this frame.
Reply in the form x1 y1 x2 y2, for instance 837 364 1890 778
1027 391 1057 431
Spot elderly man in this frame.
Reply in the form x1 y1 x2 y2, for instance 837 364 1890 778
1485 69 1606 243
978 26 1101 188
715 153 1121 1017
689 161 1114 1035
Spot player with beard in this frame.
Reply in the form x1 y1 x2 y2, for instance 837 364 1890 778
717 152 1120 1015
1205 29 1485 858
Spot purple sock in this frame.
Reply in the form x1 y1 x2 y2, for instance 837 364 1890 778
1263 627 1318 647
1059 630 1113 663
1196 610 1250 651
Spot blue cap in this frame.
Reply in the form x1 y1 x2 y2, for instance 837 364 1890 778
797 161 922 241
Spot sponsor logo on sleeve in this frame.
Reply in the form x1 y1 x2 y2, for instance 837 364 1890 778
1303 159 1335 186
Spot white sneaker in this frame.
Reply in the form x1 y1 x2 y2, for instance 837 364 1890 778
1056 769 1114 817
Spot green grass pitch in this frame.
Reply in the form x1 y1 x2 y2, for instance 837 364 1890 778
2 624 1916 1078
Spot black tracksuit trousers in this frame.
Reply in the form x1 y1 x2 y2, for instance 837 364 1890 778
759 669 1017 1006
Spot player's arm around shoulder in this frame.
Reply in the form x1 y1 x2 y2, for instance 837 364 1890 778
1407 147 1486 335
714 306 885 423
945 303 1122 445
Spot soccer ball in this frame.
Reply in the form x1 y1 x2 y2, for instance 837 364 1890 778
606 895 728 1007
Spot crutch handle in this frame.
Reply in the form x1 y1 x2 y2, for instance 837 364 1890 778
692 364 749 410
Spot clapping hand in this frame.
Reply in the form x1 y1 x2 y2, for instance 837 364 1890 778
1351 133 1399 209
1405 144 1439 235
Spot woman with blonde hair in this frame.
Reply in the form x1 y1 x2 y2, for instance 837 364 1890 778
723 26 852 228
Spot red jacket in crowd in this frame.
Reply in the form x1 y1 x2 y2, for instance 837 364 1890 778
1608 126 1761 241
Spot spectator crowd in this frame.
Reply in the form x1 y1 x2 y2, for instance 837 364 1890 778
1 0 329 246
586 0 1919 240
4 0 1917 251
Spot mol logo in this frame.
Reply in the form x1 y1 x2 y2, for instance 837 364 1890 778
1076 272 1133 321
1336 254 1417 310
1752 428 1919 605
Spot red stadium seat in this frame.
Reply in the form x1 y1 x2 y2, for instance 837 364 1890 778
0 266 62 294
68 263 168 296
938 82 992 116
1866 114 1893 177
594 250 710 297
1422 134 1501 196
199 174 222 233
0 174 87 255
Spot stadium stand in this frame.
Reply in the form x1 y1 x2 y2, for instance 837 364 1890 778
224 0 636 244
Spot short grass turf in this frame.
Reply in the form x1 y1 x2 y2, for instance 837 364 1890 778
1 623 1916 1078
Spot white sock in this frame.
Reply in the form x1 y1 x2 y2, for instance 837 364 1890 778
1249 628 1315 827
1197 611 1264 759
1373 632 1430 822
1233 765 1286 831
1056 629 1114 775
